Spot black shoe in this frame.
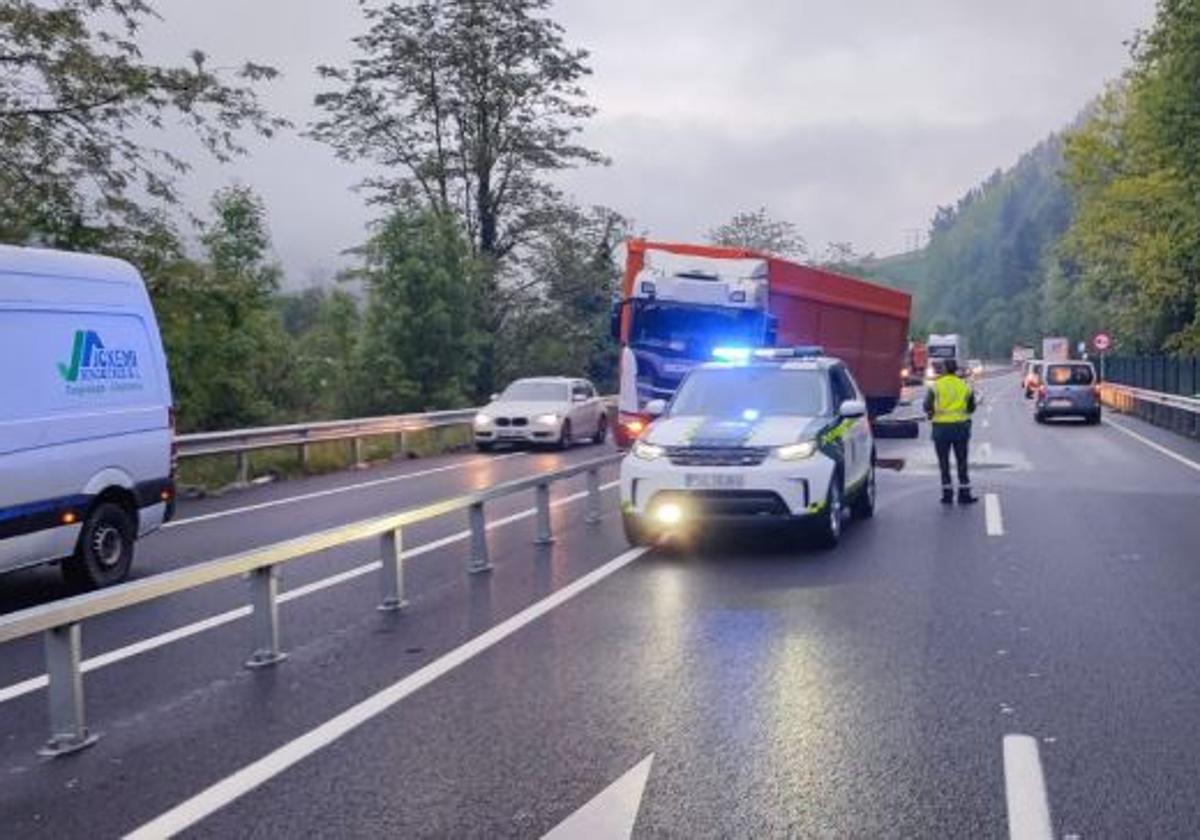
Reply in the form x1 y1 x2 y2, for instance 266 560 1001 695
941 490 954 505
958 490 979 505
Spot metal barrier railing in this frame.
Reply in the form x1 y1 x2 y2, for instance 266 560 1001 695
1100 382 1200 438
0 452 623 756
177 400 617 485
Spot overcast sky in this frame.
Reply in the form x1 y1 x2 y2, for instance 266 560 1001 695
141 0 1156 286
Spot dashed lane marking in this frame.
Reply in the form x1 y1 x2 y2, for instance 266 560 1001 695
1103 417 1200 474
126 545 651 839
0 482 620 706
164 453 527 528
985 493 1004 537
1003 734 1053 840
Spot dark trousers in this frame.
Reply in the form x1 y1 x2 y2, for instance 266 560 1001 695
932 422 971 488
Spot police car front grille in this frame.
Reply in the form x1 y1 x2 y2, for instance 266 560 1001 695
666 447 769 467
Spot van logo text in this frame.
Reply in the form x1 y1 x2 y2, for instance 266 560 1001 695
58 330 140 383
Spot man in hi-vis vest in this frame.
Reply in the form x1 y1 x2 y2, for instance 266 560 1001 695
923 358 979 505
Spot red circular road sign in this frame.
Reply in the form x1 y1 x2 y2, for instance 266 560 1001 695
1093 332 1112 352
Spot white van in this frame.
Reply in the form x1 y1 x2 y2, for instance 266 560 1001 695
0 246 175 588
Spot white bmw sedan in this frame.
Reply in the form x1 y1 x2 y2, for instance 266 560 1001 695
474 377 608 451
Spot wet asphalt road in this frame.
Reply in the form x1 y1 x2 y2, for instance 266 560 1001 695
3 371 1200 837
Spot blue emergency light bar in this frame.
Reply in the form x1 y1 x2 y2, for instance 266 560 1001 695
712 346 752 363
712 345 825 364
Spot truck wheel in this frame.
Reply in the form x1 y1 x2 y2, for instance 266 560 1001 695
592 416 608 445
65 501 135 590
622 512 654 547
850 462 876 520
810 478 843 549
557 420 573 450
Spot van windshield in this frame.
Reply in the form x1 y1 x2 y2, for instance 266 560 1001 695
1046 364 1094 386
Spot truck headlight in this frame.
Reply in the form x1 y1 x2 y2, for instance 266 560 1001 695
632 440 666 461
474 413 491 428
775 440 817 461
534 413 560 426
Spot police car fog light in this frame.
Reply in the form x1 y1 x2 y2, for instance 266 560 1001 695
654 503 684 526
775 441 817 461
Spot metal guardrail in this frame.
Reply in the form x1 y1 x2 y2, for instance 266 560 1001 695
0 452 624 756
176 400 617 484
1100 382 1200 439
177 409 482 484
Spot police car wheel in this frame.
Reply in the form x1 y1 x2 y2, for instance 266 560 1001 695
622 512 653 547
65 501 135 590
810 478 843 549
851 463 876 519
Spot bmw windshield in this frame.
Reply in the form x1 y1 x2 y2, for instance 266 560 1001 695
669 366 829 418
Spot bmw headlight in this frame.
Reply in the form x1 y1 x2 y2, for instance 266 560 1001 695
775 440 817 461
632 440 666 461
534 413 560 426
474 413 491 427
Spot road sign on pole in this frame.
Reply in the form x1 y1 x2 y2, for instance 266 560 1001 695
1093 332 1112 352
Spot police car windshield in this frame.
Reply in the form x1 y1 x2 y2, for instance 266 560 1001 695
669 366 828 417
501 381 568 401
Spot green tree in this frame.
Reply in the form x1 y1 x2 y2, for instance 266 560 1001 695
707 207 806 258
0 0 285 250
353 211 484 413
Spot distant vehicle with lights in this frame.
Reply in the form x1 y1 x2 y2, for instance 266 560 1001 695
619 347 876 548
610 239 912 448
473 377 608 451
925 333 968 382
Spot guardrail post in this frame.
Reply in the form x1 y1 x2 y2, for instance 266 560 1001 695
236 451 250 486
246 566 287 668
379 527 408 611
396 431 407 460
534 483 554 545
468 502 492 573
40 623 98 756
586 467 603 524
299 438 311 471
353 436 366 469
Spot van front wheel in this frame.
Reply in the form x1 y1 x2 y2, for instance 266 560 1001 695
65 502 135 590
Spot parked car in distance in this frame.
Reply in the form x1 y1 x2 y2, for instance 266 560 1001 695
1034 362 1101 424
1022 360 1043 399
474 377 608 451
1 246 176 589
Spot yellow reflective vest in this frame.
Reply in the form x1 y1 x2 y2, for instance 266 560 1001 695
930 374 973 424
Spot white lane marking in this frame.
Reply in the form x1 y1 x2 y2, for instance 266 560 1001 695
979 441 993 460
982 419 991 429
0 482 620 707
985 493 1004 537
126 545 651 840
1103 417 1200 474
164 453 526 528
1003 734 1053 840
543 754 653 840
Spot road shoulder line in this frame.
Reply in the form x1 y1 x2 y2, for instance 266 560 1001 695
1103 417 1200 474
1003 734 1053 840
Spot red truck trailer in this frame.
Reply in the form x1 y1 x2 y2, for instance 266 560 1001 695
612 239 913 446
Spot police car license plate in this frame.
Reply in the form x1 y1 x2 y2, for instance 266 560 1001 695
685 473 745 490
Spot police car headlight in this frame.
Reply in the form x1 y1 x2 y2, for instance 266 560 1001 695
632 440 666 461
775 440 817 461
534 413 560 426
474 413 491 428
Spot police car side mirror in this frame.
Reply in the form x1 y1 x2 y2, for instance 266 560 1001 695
839 399 866 419
645 399 667 417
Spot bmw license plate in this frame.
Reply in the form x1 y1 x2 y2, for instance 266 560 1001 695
685 473 745 490
498 430 523 439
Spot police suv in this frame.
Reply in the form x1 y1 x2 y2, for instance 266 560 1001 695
619 348 876 548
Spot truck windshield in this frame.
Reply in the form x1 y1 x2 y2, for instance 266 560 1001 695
630 302 763 358
670 367 828 417
928 345 957 359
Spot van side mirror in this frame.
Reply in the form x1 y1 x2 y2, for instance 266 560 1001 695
644 399 667 417
839 399 867 418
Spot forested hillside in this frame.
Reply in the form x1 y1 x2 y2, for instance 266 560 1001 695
869 0 1200 359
